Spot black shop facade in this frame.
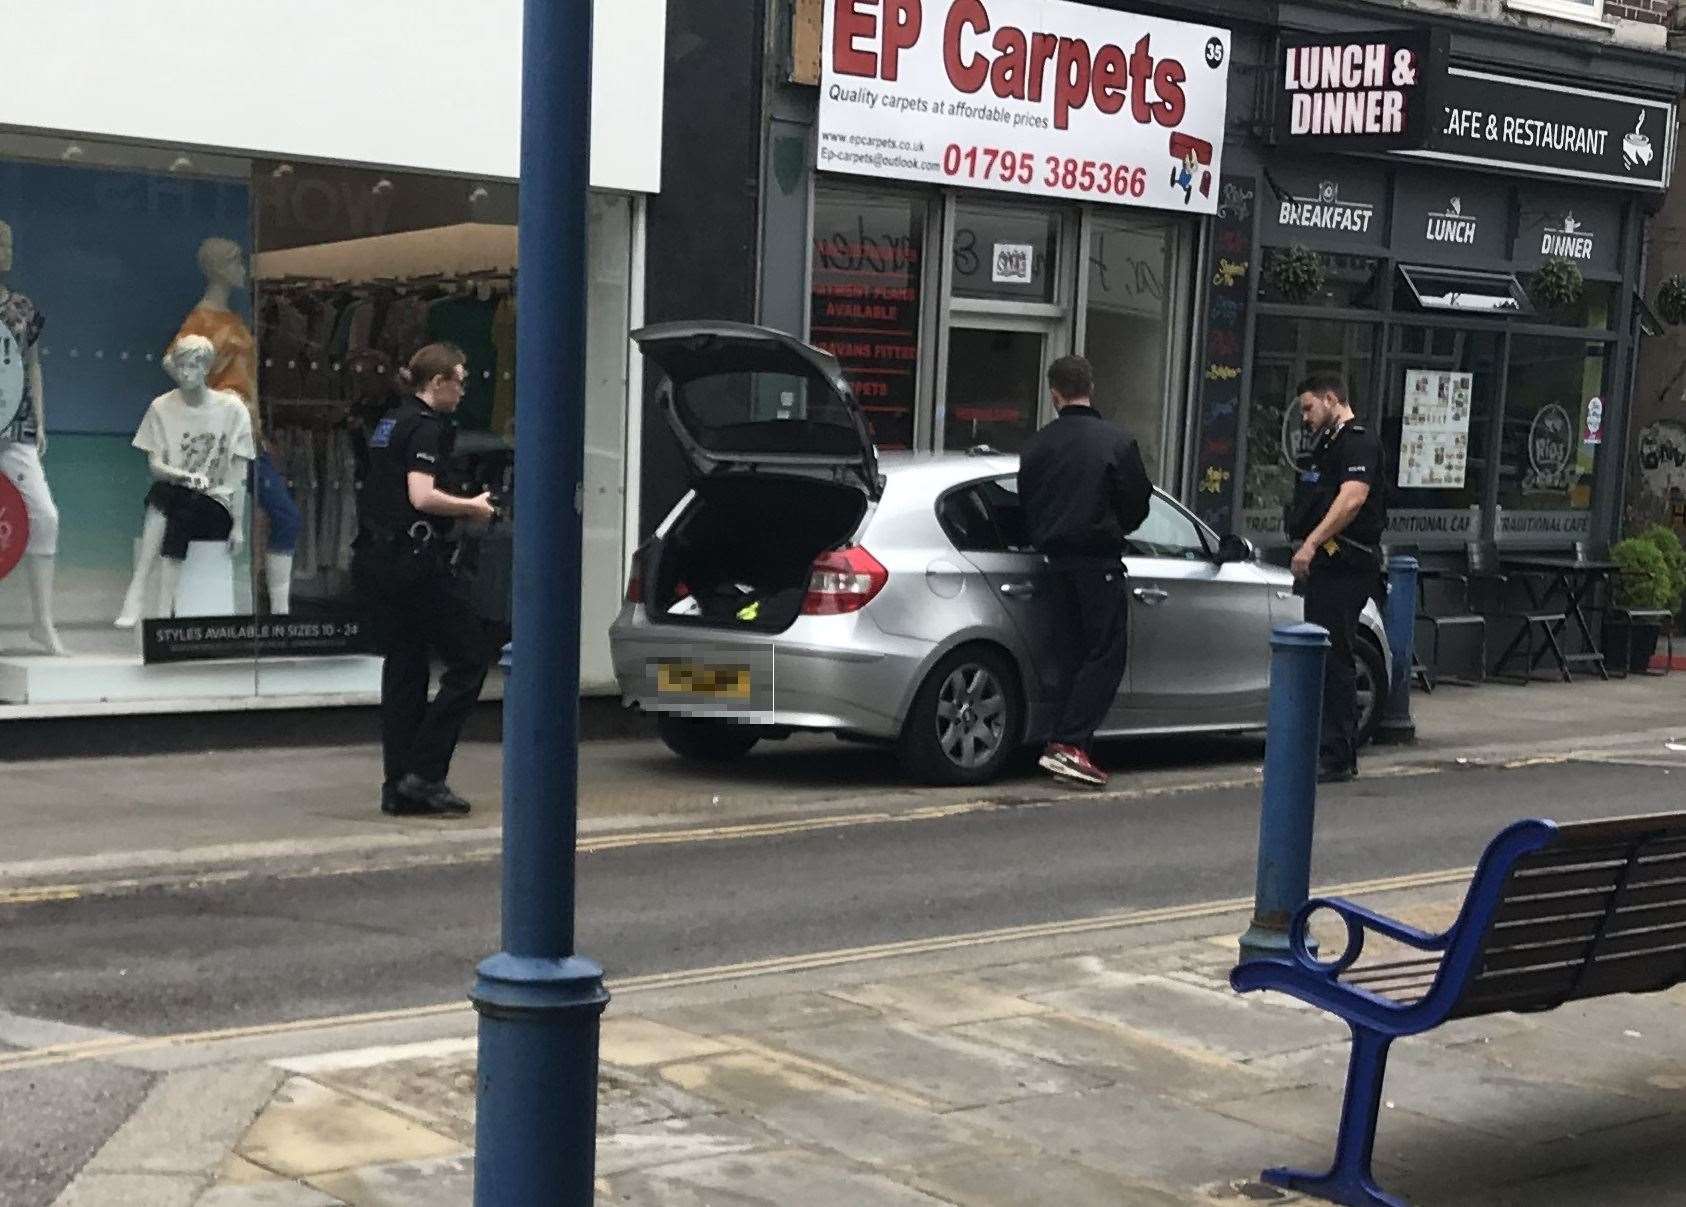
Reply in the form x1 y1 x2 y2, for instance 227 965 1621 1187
1193 18 1684 559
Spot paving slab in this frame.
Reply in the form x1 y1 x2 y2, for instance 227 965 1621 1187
910 1146 1195 1206
597 1068 731 1136
234 1079 464 1180
595 1112 774 1178
602 1148 954 1207
826 975 1050 1027
760 1018 1110 1110
196 1183 343 1206
1034 975 1346 1062
656 1051 980 1169
599 1017 738 1068
957 1084 1329 1190
649 989 882 1036
314 1056 476 1148
306 1154 472 1207
950 1012 1285 1106
54 1172 201 1207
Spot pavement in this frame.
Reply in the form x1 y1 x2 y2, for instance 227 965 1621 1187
4 674 1686 1205
42 875 1686 1206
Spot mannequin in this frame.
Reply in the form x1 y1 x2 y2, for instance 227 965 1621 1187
114 336 253 627
174 237 298 615
0 218 66 654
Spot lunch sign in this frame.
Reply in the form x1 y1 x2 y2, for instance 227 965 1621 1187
818 0 1232 214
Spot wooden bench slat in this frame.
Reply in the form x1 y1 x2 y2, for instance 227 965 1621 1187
1478 924 1686 975
1506 858 1686 899
1492 878 1686 924
1455 948 1686 1017
1488 899 1686 947
1548 814 1686 847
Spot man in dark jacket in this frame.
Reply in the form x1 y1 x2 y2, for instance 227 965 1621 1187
1019 355 1153 788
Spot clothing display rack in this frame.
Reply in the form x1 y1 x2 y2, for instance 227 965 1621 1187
256 269 517 598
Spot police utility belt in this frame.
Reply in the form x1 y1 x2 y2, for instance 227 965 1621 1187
359 517 455 573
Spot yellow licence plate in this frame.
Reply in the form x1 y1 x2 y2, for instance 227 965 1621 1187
656 662 751 699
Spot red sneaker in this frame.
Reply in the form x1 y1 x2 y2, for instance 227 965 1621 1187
1039 743 1109 788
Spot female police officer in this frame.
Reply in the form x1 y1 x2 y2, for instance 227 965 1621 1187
354 343 498 816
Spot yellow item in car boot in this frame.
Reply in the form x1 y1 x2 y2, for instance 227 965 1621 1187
736 600 761 622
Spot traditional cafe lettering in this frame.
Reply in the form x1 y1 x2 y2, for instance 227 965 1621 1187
1279 181 1374 233
1282 39 1421 137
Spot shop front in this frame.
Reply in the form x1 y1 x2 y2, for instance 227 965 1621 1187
0 1 664 716
1206 20 1682 560
798 0 1239 486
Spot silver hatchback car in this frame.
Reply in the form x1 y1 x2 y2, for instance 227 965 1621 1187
612 322 1391 785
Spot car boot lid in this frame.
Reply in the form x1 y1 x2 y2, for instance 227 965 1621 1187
634 321 882 499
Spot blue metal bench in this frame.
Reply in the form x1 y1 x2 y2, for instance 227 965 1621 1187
1230 812 1686 1207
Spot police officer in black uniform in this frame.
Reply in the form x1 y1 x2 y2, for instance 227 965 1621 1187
354 342 498 816
1284 373 1387 785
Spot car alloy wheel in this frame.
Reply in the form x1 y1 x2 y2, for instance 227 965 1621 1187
1353 638 1386 747
935 662 1009 770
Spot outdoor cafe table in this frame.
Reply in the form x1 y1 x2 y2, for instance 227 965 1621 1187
1494 555 1618 681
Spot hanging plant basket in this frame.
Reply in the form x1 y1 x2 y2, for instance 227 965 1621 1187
1657 275 1686 326
1269 245 1326 303
1530 258 1584 312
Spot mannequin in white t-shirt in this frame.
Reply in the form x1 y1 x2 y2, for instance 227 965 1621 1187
0 218 66 654
114 336 253 627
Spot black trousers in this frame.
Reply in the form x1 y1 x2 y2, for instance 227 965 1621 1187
354 545 494 786
1047 560 1130 749
145 482 232 560
1303 567 1371 772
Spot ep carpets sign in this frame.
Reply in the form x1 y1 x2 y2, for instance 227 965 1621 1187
819 0 1231 213
1276 30 1445 151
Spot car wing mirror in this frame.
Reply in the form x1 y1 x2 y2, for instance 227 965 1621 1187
1215 533 1255 564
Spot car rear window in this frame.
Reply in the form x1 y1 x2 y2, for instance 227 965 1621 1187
676 370 863 456
938 477 1032 553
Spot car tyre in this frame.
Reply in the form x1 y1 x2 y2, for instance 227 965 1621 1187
898 645 1023 786
657 714 762 764
1354 635 1387 749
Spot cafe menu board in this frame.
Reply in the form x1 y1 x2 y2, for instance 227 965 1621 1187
1191 174 1256 534
808 196 924 451
1398 368 1472 489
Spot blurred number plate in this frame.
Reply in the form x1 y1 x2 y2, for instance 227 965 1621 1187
657 661 751 698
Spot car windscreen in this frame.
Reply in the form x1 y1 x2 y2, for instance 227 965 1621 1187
675 369 864 457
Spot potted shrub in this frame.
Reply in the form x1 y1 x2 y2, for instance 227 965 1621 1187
1639 524 1686 619
1606 537 1675 672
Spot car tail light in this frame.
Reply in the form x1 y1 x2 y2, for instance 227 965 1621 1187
802 546 888 615
625 546 646 604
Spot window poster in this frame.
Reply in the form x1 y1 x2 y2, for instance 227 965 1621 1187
1398 368 1472 489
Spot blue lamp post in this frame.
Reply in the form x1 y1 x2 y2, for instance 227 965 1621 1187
471 2 607 1204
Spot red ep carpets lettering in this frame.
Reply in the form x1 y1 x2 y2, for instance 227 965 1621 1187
831 0 1189 132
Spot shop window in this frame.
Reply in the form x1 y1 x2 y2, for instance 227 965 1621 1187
1258 250 1383 309
1498 336 1609 524
809 188 924 451
944 327 1044 453
1395 266 1531 316
1082 215 1193 484
951 203 1059 304
1382 326 1500 544
1517 274 1617 331
1241 316 1376 548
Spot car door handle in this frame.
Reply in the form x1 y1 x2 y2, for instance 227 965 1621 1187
1132 587 1170 606
1000 581 1038 598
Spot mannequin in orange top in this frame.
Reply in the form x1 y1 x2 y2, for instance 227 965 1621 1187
172 237 300 614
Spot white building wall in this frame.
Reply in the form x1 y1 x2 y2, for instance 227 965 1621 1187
0 0 663 190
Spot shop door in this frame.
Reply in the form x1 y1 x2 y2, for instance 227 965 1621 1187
942 323 1053 453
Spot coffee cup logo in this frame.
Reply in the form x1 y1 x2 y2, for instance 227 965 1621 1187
1624 111 1654 172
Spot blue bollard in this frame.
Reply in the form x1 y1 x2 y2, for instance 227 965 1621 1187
1239 623 1329 963
1376 556 1419 745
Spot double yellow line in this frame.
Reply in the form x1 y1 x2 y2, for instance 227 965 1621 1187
0 862 1473 1075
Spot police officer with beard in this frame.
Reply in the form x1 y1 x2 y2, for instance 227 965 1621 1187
354 342 498 816
1284 373 1386 785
